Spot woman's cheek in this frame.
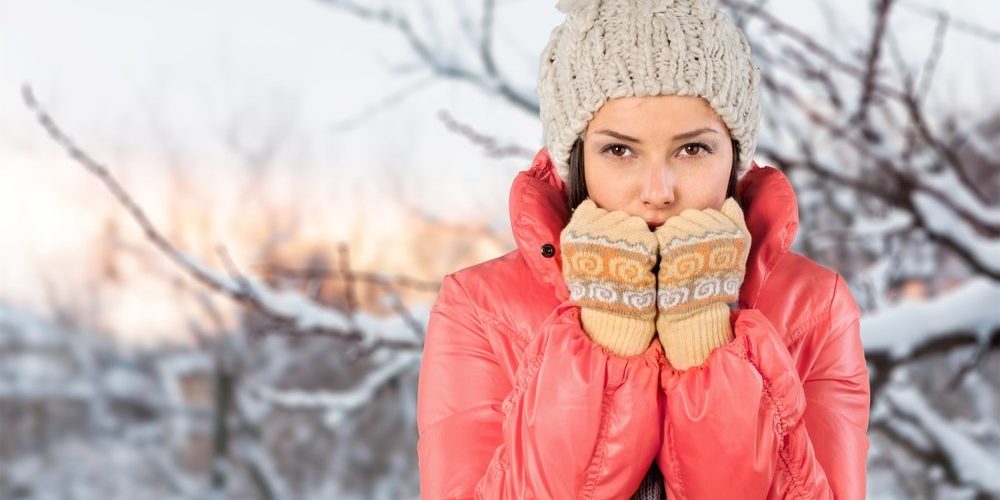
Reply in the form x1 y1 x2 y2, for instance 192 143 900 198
674 164 727 201
591 174 639 211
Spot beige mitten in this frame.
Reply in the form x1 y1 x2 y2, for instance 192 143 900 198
561 199 659 357
654 197 751 370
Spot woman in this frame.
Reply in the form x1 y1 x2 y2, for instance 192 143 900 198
416 0 871 498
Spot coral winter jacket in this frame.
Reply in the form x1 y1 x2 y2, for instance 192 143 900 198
416 148 871 499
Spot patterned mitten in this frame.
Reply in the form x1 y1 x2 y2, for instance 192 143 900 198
654 197 751 370
561 199 659 357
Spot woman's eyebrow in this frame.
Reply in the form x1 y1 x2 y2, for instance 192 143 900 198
672 127 720 141
594 127 720 143
594 129 642 143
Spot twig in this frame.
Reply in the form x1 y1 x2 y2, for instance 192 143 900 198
317 0 538 113
437 109 536 160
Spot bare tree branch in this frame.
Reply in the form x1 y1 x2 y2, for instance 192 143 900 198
437 109 536 160
317 0 538 113
21 83 424 351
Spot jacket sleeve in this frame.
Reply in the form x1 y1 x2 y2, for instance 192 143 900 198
417 273 664 499
655 275 870 499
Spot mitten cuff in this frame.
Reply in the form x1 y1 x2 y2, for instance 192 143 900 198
580 307 657 357
657 303 734 370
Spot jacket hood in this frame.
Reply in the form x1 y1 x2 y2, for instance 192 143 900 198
508 147 799 309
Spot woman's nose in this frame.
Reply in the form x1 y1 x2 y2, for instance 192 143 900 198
641 164 675 208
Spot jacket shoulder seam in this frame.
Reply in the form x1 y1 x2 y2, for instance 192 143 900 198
826 274 863 345
783 265 844 348
479 311 530 352
441 272 487 330
446 271 532 350
785 308 829 348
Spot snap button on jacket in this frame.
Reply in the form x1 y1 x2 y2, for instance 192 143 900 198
416 148 871 499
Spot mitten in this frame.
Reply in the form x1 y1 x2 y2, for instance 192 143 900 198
654 197 751 370
561 199 659 357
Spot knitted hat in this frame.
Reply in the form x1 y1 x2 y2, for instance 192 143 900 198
538 0 761 184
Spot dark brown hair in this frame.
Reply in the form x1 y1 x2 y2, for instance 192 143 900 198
566 137 743 211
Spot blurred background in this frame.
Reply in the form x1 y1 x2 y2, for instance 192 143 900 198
1 0 998 498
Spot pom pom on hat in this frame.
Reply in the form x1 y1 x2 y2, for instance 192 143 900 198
556 0 599 14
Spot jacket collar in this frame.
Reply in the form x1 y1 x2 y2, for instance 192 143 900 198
508 147 799 308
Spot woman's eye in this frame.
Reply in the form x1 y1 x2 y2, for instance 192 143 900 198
680 143 712 157
601 144 632 158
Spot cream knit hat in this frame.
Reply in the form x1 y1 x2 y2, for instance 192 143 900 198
538 0 761 184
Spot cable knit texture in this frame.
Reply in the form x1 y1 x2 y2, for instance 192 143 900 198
654 197 751 370
539 0 761 183
560 198 659 356
629 463 666 499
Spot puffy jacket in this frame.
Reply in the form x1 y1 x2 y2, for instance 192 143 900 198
416 147 870 499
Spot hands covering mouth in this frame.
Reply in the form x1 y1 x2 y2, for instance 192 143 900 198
560 197 752 369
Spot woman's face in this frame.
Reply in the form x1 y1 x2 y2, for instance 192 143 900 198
581 95 734 230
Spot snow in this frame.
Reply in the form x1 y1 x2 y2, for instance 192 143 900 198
918 169 1000 226
248 349 421 428
884 384 1000 495
861 277 1000 359
176 250 427 347
0 304 65 347
0 303 424 498
913 192 1000 275
852 211 915 237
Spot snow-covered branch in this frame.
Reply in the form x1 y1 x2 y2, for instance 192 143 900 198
247 350 421 427
21 84 425 353
882 383 1000 496
862 277 1000 360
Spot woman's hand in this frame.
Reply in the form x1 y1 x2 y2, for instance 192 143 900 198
653 197 751 370
560 199 659 357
